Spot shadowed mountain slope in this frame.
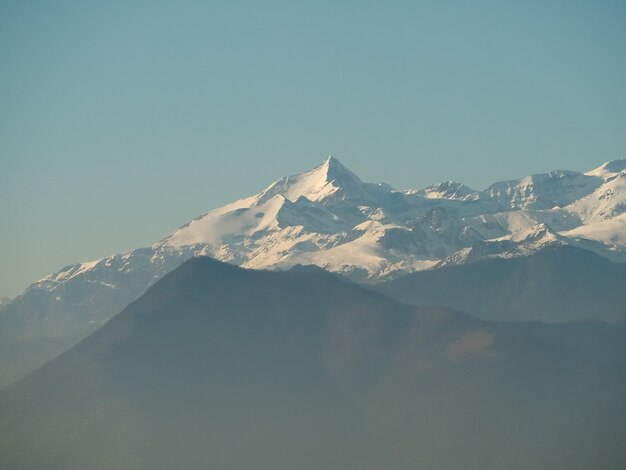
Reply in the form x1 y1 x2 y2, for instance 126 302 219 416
377 245 626 322
1 257 625 469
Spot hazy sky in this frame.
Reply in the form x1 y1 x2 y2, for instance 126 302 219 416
1 0 625 297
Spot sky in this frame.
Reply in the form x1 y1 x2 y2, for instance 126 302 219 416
1 0 625 297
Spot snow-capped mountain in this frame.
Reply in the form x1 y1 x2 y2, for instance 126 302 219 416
2 156 626 339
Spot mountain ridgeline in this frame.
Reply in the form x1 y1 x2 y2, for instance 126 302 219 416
3 157 626 344
1 258 625 469
377 245 626 322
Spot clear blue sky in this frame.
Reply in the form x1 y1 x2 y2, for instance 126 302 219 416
1 0 625 297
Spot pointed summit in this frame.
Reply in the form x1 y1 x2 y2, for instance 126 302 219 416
317 155 363 185
322 154 336 165
321 154 337 172
258 155 370 203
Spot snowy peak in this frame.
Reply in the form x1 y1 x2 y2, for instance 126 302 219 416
258 156 369 204
586 159 626 179
482 170 602 209
566 170 626 223
418 181 478 201
323 155 359 183
161 157 382 252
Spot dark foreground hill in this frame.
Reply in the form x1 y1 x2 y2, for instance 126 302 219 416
377 245 626 322
1 257 625 470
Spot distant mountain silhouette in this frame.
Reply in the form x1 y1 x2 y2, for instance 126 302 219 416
1 257 625 469
377 245 626 322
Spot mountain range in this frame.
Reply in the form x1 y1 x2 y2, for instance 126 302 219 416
3 157 626 341
2 257 624 470
376 244 626 322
